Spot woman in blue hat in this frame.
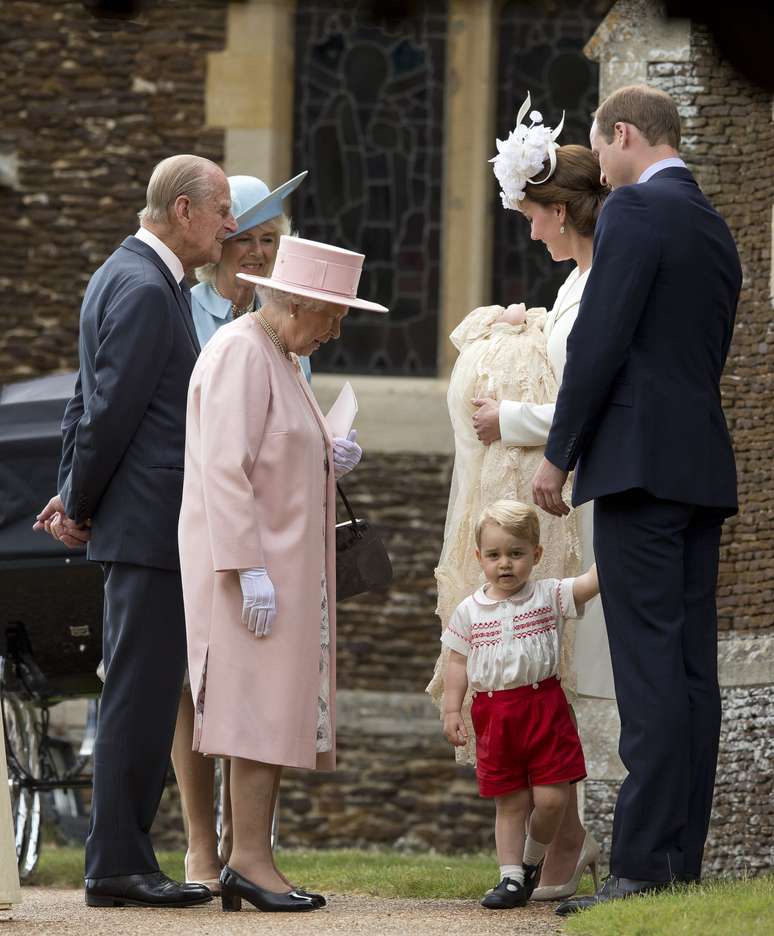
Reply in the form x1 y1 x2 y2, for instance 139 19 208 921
190 171 312 381
173 171 309 892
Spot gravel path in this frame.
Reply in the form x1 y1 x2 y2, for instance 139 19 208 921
4 888 568 935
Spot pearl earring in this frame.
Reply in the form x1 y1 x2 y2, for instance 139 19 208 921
560 225 565 235
290 310 297 318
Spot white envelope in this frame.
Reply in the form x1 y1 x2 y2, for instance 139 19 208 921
325 381 358 438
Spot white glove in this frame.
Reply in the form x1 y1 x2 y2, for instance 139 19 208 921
332 429 362 480
238 567 276 638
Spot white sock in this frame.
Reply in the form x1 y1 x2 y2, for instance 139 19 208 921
523 834 549 867
499 864 525 884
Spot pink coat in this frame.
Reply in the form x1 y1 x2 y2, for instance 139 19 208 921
179 315 336 770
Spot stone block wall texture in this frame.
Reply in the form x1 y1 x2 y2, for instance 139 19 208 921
584 688 774 877
644 25 774 633
0 0 227 383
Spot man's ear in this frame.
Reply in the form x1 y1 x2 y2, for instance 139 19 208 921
173 194 192 226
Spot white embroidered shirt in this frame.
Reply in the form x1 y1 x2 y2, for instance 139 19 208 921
441 577 584 692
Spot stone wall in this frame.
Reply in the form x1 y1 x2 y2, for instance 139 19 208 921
584 687 774 878
334 453 453 693
0 0 227 383
643 24 774 634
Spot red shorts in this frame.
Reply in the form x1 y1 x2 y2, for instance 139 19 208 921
471 677 587 797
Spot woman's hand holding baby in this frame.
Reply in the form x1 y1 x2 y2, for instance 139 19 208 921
472 397 502 444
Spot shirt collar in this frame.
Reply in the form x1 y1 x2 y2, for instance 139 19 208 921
638 157 688 184
473 580 535 607
135 227 185 285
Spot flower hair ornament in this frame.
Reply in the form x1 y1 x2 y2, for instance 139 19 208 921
490 92 565 208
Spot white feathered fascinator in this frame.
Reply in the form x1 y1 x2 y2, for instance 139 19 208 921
490 92 565 209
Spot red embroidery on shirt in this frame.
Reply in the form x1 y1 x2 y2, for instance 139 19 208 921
556 581 567 618
447 624 470 644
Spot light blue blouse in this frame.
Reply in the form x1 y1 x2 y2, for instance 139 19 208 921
191 281 312 383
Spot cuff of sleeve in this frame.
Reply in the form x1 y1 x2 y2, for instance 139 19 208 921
559 577 584 620
441 629 470 656
499 400 522 446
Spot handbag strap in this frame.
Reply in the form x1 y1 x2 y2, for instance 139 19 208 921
336 482 359 527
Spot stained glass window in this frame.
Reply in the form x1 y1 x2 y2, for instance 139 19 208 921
292 1 447 375
492 0 610 311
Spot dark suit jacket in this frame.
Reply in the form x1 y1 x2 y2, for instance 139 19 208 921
59 236 200 570
544 167 741 514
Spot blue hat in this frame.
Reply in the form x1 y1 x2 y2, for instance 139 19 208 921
227 171 308 238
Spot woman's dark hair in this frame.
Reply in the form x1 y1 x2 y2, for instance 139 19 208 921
523 145 608 238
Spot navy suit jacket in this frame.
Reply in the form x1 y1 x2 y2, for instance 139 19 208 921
59 236 200 570
545 167 741 514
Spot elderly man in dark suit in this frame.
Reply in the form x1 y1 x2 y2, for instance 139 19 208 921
35 154 236 907
531 85 741 912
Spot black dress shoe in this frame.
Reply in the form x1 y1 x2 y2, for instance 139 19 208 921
555 875 670 916
219 865 321 913
523 860 543 900
85 871 212 908
295 887 326 907
480 877 527 909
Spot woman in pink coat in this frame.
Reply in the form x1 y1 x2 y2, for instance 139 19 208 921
178 235 387 914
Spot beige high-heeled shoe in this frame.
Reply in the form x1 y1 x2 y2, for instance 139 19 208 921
530 830 601 901
185 851 222 896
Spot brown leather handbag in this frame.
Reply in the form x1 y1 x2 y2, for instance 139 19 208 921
335 483 393 601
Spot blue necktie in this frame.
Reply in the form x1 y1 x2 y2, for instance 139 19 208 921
179 278 192 313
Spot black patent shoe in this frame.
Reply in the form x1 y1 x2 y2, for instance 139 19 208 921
219 865 320 913
555 875 669 916
480 877 527 909
295 888 326 907
522 859 544 900
85 871 212 908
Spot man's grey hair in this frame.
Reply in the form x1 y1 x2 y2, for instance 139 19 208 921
138 154 221 225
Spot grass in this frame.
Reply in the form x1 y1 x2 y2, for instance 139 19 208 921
562 874 774 936
28 846 773 936
29 845 535 898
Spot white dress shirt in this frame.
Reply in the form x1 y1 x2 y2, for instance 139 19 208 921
638 157 688 183
441 578 583 692
134 226 185 287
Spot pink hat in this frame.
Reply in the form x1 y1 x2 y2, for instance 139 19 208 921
236 235 388 313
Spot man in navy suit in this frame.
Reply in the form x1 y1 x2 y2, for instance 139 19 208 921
35 155 236 907
531 85 741 911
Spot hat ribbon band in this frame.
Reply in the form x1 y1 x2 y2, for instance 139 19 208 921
273 254 360 299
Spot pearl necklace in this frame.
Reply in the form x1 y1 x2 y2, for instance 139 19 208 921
254 311 289 359
211 281 255 318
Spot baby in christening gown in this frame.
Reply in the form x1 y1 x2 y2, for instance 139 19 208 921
427 301 581 765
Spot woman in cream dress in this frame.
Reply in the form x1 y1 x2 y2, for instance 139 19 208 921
430 145 614 900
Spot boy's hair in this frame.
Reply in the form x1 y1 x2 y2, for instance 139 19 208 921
475 499 541 547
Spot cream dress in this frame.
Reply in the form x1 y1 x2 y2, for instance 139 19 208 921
498 268 615 702
428 295 580 765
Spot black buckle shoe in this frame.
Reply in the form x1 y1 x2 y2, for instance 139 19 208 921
480 877 527 909
219 865 321 913
555 875 670 916
85 872 212 908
